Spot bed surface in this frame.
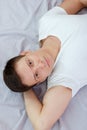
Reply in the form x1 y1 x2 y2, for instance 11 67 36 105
0 0 87 130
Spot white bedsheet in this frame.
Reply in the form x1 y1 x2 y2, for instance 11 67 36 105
0 0 87 130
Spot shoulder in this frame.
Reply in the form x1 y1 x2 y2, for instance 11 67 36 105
39 6 67 23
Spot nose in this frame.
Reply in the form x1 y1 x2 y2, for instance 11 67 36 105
33 60 45 72
37 60 45 68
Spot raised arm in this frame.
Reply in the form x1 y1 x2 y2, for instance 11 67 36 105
24 86 72 130
23 1 86 130
60 0 86 14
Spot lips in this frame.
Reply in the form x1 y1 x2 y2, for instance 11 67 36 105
44 56 50 68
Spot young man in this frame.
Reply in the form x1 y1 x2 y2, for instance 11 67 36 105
3 0 87 130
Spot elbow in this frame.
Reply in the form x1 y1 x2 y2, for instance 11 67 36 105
34 120 50 130
34 123 46 130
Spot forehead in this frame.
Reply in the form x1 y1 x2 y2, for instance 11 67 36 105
15 56 36 86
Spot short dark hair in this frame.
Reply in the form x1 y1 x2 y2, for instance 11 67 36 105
3 55 35 92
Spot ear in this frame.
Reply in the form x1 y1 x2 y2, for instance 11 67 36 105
20 50 31 56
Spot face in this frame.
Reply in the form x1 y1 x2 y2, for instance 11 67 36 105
15 50 54 87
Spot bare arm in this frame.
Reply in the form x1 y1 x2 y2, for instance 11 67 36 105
24 1 84 129
24 86 72 130
60 0 86 14
80 0 87 6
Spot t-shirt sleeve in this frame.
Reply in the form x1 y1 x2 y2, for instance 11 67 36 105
38 6 79 46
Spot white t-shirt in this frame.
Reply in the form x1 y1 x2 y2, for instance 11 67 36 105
39 7 87 97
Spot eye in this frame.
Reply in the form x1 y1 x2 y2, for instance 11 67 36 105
34 72 39 81
28 60 33 67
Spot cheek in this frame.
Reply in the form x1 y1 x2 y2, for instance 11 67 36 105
40 68 52 82
41 71 49 80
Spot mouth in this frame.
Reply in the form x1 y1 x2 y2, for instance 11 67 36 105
44 56 50 68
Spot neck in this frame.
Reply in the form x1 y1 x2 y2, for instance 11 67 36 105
40 36 61 61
